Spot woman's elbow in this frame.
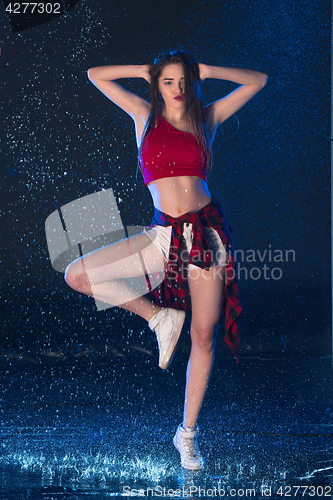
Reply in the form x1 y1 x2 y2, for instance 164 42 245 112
87 68 96 80
261 73 268 88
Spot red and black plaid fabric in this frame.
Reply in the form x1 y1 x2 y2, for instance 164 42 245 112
145 197 242 362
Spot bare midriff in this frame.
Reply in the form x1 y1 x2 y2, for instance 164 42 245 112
147 176 212 218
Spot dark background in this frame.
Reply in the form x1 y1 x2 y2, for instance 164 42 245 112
1 0 331 358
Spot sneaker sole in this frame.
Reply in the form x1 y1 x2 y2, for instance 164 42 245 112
159 310 186 370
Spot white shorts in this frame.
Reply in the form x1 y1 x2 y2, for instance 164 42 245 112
143 223 229 268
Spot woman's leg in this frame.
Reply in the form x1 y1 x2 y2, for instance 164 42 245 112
183 264 226 427
65 229 185 370
65 232 167 322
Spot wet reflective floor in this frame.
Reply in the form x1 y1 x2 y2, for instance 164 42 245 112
0 336 332 499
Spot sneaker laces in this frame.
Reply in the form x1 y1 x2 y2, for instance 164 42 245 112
183 436 200 459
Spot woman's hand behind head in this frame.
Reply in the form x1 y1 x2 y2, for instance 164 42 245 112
141 64 152 83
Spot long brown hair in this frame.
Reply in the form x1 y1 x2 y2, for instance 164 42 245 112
138 51 213 175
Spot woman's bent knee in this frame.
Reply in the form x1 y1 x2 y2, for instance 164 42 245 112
64 271 78 291
64 270 90 294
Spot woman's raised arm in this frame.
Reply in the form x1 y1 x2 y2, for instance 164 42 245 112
200 64 268 130
87 64 151 119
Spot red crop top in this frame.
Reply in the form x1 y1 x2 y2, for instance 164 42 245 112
140 114 207 186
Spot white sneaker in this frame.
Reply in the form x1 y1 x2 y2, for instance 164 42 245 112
148 308 185 370
173 424 205 470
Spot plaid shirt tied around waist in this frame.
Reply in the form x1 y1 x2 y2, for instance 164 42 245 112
145 197 242 362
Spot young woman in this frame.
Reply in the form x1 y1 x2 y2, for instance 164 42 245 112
65 52 267 470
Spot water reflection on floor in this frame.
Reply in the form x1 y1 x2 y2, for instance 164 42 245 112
0 342 332 499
